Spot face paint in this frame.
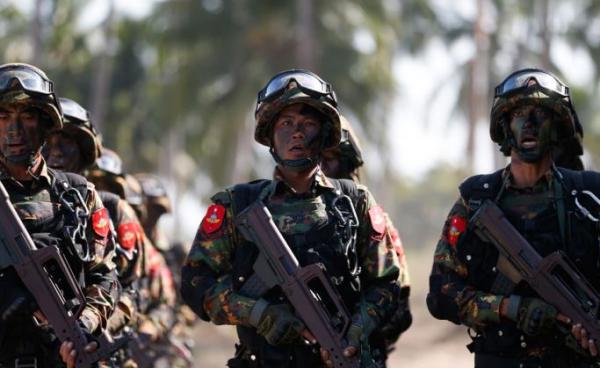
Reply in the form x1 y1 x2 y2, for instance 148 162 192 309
43 132 83 172
509 105 555 163
0 103 45 164
272 103 323 163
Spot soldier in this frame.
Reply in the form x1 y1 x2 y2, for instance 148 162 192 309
88 149 180 366
320 115 412 360
181 69 403 367
43 98 145 338
427 68 600 367
0 63 118 368
134 174 171 251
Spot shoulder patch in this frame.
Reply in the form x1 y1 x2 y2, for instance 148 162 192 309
118 222 139 250
201 204 226 234
446 215 467 247
368 205 386 235
92 208 110 238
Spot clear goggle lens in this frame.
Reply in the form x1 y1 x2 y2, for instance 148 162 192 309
495 70 569 98
257 70 337 107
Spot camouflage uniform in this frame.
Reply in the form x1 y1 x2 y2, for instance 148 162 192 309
321 115 411 356
0 160 119 366
427 69 599 368
182 167 401 366
43 98 145 339
0 63 118 367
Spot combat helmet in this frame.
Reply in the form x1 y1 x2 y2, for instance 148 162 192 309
490 68 582 156
87 147 127 198
135 173 171 215
59 97 102 169
0 63 62 131
255 69 341 151
338 115 364 169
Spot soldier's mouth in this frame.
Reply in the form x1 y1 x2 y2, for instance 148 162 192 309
521 137 538 149
289 144 306 152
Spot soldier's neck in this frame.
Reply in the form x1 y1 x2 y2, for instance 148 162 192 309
0 156 42 181
277 164 319 194
509 152 553 189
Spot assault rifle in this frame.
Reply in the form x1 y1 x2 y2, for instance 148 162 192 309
0 181 123 367
235 201 360 368
471 200 600 350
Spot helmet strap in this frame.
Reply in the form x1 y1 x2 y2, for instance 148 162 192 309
269 147 320 171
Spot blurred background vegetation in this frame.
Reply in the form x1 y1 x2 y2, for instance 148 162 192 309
2 0 600 252
5 1 600 365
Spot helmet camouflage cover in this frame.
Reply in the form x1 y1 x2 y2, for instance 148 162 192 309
59 97 102 169
490 68 582 156
255 71 341 150
0 63 62 131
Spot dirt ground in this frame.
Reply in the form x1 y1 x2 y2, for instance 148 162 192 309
189 249 474 367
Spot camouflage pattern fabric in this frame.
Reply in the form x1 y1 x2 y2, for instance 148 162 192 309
0 161 118 333
182 168 401 328
427 165 600 364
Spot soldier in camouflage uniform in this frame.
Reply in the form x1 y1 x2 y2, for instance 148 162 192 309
181 69 403 367
320 115 412 361
89 150 181 366
0 63 118 368
427 68 600 368
43 98 145 341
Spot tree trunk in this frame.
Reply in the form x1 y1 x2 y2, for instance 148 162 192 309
89 1 115 134
295 0 316 70
539 0 551 69
467 0 489 173
30 0 44 65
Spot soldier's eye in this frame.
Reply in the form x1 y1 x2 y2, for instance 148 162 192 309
511 109 525 118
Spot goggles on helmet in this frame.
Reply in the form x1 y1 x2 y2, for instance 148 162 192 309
0 64 62 116
0 65 54 95
256 69 338 112
494 68 570 98
60 97 90 124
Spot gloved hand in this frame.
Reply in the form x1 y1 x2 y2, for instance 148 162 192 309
516 297 558 336
346 307 380 352
251 301 305 346
321 306 381 368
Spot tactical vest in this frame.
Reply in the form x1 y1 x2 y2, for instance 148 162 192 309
457 167 600 363
219 178 363 368
0 169 92 366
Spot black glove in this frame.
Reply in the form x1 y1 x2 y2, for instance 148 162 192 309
516 297 557 336
251 301 305 346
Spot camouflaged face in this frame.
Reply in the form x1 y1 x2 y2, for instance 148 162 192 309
254 88 341 149
490 89 575 145
0 90 62 131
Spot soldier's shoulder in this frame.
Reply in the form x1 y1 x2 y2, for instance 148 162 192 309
458 169 504 200
51 169 89 188
210 179 271 207
557 167 600 193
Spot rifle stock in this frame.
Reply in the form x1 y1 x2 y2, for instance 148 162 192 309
471 200 600 350
0 181 122 367
235 201 360 368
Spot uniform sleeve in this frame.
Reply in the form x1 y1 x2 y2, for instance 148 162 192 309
180 194 256 326
354 185 402 322
426 197 504 329
81 185 119 332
